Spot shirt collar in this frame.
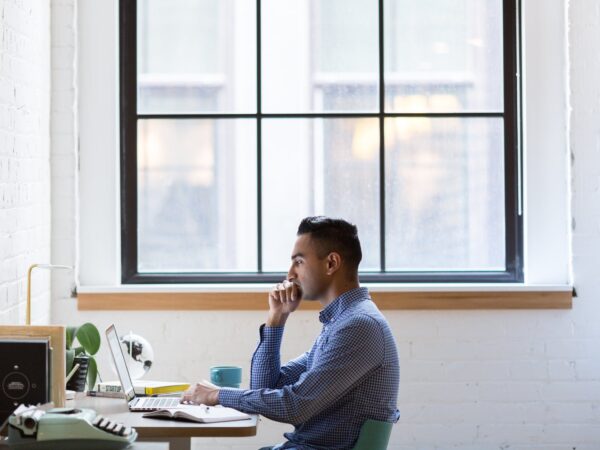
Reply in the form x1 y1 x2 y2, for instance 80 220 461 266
319 287 369 324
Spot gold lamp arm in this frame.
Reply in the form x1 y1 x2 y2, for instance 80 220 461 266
26 263 73 325
26 264 39 326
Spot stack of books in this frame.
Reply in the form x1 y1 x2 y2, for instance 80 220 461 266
93 380 190 397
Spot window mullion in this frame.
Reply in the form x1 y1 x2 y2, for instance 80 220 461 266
378 0 386 272
257 0 263 273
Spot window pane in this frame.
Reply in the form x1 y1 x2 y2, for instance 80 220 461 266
384 0 503 113
126 0 515 282
137 119 257 271
385 117 505 270
262 118 380 271
262 0 379 113
137 0 257 113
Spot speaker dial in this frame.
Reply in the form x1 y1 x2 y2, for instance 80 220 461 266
2 372 31 400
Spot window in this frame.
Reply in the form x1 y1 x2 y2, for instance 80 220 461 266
120 0 521 284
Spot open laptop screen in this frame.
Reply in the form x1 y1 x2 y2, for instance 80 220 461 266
106 325 136 402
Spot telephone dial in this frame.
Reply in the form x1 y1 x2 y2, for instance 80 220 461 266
3 405 137 449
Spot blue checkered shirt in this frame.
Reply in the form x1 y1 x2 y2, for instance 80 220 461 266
219 287 400 450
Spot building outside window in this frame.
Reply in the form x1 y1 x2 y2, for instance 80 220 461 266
124 0 520 283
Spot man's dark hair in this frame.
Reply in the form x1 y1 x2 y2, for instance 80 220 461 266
297 216 362 273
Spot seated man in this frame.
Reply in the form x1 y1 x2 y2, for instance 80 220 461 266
183 216 400 450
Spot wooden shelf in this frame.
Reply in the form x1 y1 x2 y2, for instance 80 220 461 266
77 290 572 311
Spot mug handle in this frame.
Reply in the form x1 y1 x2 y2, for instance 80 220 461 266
213 371 222 383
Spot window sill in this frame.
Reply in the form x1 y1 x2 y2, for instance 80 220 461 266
76 284 573 310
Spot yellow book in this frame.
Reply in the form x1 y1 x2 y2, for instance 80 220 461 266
143 383 190 395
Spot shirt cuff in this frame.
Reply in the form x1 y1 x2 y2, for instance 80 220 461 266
259 323 285 350
218 387 246 409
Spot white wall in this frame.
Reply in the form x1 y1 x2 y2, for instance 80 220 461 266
0 0 51 325
45 1 600 449
50 0 78 301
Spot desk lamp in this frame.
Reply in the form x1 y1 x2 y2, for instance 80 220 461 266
26 264 73 326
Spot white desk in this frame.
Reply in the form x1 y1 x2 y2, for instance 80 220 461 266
71 394 258 450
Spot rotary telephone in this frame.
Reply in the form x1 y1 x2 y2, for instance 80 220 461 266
3 404 137 449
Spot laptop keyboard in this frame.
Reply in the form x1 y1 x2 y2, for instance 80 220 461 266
143 397 180 408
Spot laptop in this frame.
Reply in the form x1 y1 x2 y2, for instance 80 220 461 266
106 324 182 411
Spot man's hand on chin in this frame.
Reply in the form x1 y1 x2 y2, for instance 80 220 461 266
267 279 302 327
181 380 220 406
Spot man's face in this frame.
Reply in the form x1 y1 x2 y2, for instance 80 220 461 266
287 234 330 301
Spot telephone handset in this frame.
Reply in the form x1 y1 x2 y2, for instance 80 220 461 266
5 404 137 449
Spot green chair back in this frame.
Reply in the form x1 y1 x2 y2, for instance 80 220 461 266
352 419 393 450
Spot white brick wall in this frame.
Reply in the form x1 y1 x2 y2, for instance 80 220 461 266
39 0 600 449
0 0 51 325
50 0 77 299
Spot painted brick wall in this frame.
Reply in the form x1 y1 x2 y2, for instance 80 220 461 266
50 0 77 298
45 1 600 449
0 0 51 325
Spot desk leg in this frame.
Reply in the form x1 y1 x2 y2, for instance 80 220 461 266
138 436 191 450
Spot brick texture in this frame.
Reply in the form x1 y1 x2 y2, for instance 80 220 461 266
50 0 77 299
0 0 51 324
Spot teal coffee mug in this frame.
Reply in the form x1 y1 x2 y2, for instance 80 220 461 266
210 366 242 388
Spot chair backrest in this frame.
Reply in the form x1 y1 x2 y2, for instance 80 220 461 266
352 419 393 450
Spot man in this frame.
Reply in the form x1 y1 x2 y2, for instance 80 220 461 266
183 216 400 449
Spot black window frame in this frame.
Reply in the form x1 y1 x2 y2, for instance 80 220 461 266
120 0 523 284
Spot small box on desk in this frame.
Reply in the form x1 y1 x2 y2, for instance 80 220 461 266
0 339 51 426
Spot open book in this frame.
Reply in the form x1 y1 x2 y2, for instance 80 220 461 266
142 404 250 423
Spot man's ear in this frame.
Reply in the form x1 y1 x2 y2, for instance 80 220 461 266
326 252 342 275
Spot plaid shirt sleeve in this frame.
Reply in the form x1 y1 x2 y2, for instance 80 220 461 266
218 315 385 425
249 325 309 389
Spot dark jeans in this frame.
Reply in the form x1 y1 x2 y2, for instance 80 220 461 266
258 448 274 450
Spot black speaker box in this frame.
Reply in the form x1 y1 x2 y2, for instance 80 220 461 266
0 339 51 426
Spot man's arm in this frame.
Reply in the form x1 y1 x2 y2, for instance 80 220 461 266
250 325 310 389
182 329 313 405
219 315 385 425
182 280 304 404
250 280 304 388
